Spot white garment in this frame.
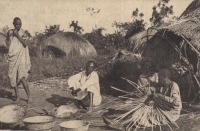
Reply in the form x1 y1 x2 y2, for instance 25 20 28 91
8 29 31 87
68 71 102 106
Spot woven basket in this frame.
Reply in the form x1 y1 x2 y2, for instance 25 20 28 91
0 104 27 124
23 116 54 130
59 120 90 131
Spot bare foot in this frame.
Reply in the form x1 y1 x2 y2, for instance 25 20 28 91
87 107 93 113
27 98 32 104
14 98 20 103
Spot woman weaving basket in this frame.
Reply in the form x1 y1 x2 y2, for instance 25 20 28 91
103 69 182 130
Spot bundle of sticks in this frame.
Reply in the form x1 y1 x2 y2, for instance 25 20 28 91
105 100 179 131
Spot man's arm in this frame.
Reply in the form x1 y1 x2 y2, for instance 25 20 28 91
68 72 82 88
154 83 181 107
13 30 27 47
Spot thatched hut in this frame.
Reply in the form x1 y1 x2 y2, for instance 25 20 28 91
129 0 200 99
44 32 97 58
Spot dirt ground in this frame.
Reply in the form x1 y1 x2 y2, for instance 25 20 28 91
0 77 200 131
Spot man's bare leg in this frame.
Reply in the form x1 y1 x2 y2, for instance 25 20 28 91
13 85 20 103
20 77 30 103
88 92 94 111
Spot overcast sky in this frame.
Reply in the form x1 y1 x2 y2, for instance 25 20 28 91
0 0 193 35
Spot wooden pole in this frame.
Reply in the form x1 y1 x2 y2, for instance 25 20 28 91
189 75 200 106
181 35 200 57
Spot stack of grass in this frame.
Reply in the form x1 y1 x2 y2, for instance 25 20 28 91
0 33 7 47
0 33 9 88
0 33 8 59
44 32 97 59
107 100 179 131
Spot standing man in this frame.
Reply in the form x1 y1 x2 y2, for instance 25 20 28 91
6 17 31 103
68 60 102 111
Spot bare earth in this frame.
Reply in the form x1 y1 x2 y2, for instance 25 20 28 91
0 77 200 131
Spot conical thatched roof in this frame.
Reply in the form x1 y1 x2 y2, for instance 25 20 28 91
180 0 200 19
130 0 200 52
126 1 200 98
44 32 97 58
164 0 200 50
129 29 157 52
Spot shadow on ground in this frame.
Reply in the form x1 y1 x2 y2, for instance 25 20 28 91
0 89 12 97
45 94 77 107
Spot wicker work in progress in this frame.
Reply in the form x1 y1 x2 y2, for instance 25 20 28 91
104 98 179 131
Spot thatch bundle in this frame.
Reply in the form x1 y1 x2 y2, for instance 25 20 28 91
0 33 6 47
0 33 8 56
44 32 97 58
180 0 200 19
165 19 200 51
129 29 157 53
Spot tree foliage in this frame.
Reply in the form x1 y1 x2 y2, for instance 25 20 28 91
1 26 9 36
83 26 128 52
150 0 174 26
83 27 107 49
29 25 63 57
69 21 84 34
44 25 63 37
106 32 127 48
113 8 146 39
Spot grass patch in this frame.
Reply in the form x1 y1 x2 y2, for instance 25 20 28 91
0 60 9 88
29 56 92 81
0 47 118 90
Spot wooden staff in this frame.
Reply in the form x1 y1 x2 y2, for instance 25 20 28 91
111 86 130 94
121 77 145 95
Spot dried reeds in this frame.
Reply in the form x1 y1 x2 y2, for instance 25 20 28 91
108 102 179 131
121 77 146 95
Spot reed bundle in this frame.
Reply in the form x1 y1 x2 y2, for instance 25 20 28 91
107 101 179 131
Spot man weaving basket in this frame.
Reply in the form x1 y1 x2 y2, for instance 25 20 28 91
146 69 182 121
103 69 182 130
